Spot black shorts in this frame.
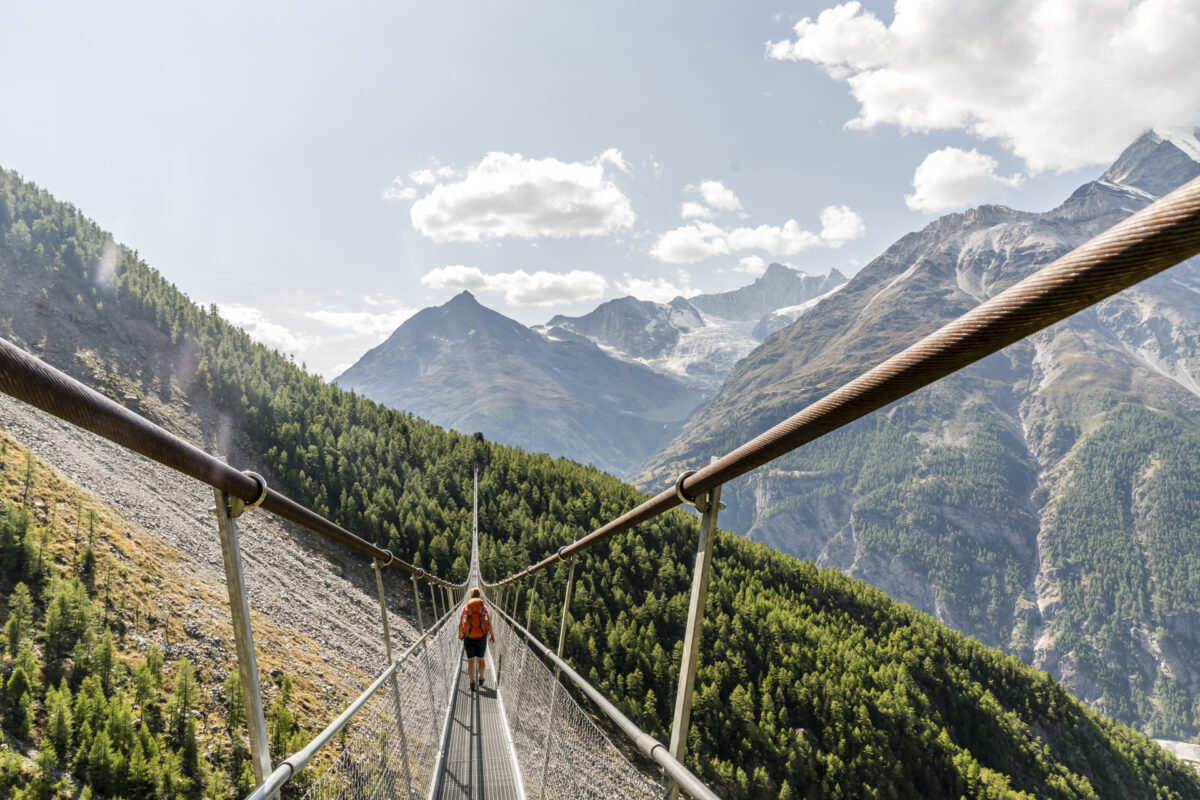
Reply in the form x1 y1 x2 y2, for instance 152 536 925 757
463 636 487 658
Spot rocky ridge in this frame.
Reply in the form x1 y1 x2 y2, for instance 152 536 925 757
638 128 1200 737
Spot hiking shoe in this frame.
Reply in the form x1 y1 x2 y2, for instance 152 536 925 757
469 681 476 692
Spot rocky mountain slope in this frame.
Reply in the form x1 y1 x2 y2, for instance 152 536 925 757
333 291 698 477
541 263 847 393
639 128 1200 738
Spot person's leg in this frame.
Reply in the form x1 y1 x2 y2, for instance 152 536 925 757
469 657 479 688
476 655 485 683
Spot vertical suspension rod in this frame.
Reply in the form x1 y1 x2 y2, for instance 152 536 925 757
372 561 414 799
537 557 576 800
666 475 723 800
212 488 274 795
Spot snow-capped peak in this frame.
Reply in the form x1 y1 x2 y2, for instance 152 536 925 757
1153 127 1200 163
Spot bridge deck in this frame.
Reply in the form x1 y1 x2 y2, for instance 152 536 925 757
437 648 523 800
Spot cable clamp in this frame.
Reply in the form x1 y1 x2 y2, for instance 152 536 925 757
674 470 724 514
230 471 268 518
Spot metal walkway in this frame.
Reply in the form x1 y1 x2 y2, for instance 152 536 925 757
436 650 522 800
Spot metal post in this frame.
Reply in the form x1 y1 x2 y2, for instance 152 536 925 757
372 562 414 799
537 558 576 800
411 576 439 723
430 582 440 620
510 572 539 738
444 585 453 614
212 489 273 792
666 478 723 800
525 573 540 632
410 575 425 637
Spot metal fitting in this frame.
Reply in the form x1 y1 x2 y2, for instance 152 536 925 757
228 471 269 518
674 470 724 514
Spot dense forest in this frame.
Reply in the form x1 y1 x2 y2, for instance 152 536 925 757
3 168 1200 798
0 457 310 800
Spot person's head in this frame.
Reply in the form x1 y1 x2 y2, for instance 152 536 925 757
470 587 482 599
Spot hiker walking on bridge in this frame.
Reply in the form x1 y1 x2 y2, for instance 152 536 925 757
460 587 494 691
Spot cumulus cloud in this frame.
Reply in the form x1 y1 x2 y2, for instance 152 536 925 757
681 201 713 219
735 255 768 274
767 0 1200 172
617 275 698 303
421 265 608 306
651 205 865 263
305 307 416 339
905 147 1023 213
219 304 311 354
695 180 744 213
818 204 867 246
409 149 636 242
381 178 417 201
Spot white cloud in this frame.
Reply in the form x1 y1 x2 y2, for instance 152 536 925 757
681 201 713 219
219 304 311 354
767 0 1200 172
735 255 767 274
818 204 867 246
409 166 458 186
651 204 865 263
905 147 1023 213
381 178 417 201
696 179 744 213
305 307 416 339
410 150 636 242
421 265 608 306
409 169 437 186
617 275 698 303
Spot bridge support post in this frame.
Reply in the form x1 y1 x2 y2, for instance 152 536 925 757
666 476 723 800
509 573 539 738
372 561 415 799
411 575 440 724
411 575 425 636
525 573 539 632
212 489 274 796
430 582 440 620
537 557 576 800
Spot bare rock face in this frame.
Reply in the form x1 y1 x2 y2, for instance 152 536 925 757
638 129 1200 737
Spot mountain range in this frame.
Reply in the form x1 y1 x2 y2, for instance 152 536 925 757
334 263 845 476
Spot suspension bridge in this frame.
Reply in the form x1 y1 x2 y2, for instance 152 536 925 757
0 176 1198 799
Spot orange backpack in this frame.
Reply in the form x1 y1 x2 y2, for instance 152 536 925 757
460 598 490 638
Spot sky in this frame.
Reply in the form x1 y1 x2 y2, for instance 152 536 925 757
2 1 1199 377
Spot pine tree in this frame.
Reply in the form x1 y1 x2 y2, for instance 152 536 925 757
4 581 33 655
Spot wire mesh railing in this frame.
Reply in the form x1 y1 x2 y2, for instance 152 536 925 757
243 607 463 800
486 597 677 800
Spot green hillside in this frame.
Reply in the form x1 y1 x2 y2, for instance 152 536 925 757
2 168 1199 798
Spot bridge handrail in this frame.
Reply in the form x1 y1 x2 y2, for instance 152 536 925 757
0 336 462 588
241 607 454 800
488 173 1200 588
490 601 720 800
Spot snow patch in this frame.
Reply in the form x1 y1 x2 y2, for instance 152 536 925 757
1155 127 1200 163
